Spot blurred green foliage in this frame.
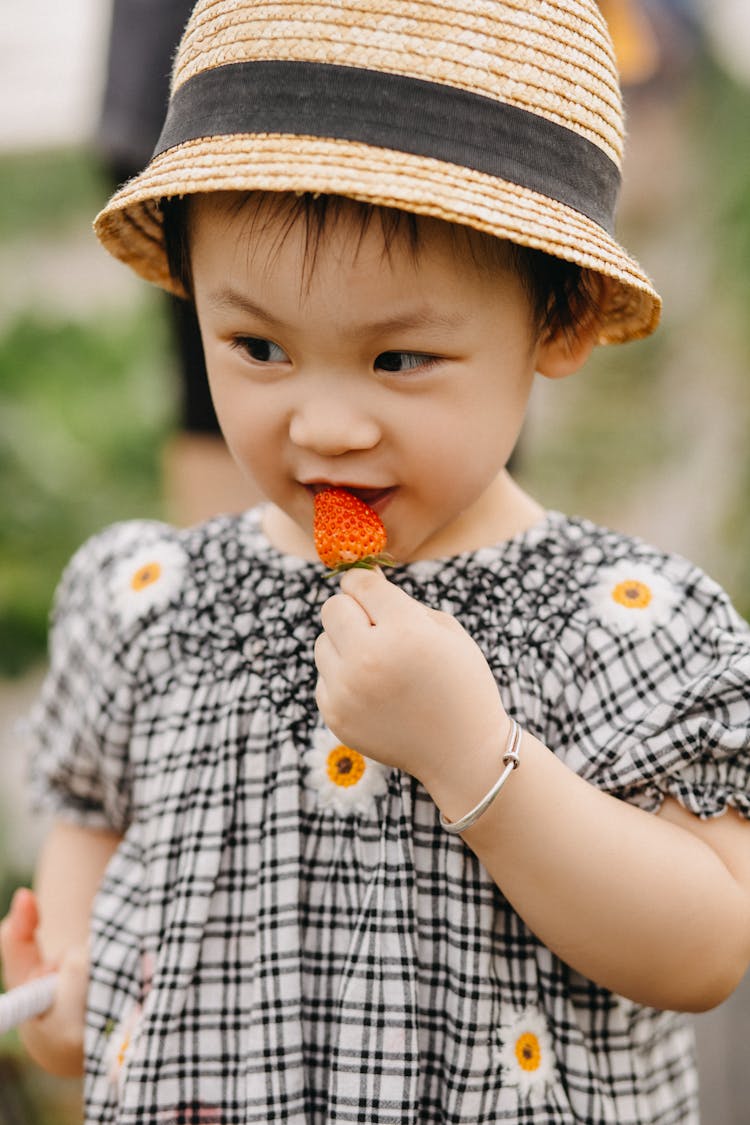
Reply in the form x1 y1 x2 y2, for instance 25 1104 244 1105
699 62 750 619
0 304 173 675
0 148 109 243
518 328 676 514
0 149 174 676
700 61 750 314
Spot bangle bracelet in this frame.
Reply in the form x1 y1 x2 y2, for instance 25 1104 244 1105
439 719 522 835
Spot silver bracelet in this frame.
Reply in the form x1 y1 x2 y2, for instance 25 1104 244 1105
439 719 522 835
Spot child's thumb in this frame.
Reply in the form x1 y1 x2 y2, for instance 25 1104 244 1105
0 887 46 991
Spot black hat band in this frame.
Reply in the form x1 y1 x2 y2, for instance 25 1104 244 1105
154 59 620 234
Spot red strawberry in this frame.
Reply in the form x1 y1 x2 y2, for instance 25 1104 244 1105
313 488 392 571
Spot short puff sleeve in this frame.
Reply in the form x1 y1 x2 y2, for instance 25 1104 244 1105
561 553 750 819
25 520 185 833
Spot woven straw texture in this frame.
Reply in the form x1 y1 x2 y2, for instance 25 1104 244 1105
94 0 661 343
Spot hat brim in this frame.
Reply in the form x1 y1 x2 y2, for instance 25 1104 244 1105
94 133 661 344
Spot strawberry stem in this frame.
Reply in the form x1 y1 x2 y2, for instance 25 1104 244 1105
327 553 396 575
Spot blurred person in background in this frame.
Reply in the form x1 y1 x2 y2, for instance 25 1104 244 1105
596 0 702 215
96 0 258 524
599 0 702 90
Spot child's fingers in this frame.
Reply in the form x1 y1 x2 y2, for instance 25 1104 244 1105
6 887 39 936
320 589 373 644
340 567 461 634
313 629 337 679
339 565 415 624
337 567 391 625
0 888 48 991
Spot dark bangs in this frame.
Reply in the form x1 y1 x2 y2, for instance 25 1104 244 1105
160 191 598 340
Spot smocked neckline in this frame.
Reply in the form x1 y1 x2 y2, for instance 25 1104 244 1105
237 504 573 579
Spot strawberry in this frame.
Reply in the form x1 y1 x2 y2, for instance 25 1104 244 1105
313 488 392 571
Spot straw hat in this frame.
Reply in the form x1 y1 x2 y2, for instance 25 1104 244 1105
94 0 661 344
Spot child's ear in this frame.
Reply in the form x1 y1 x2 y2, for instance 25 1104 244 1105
534 319 599 380
534 276 607 380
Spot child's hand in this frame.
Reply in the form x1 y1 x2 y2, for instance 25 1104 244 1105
0 887 87 1076
315 568 507 788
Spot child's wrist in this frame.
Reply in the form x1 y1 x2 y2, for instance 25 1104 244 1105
417 711 514 817
439 719 522 834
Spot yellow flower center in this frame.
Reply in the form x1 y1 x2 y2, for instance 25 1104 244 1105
611 578 652 610
116 1030 132 1069
130 562 162 592
515 1030 542 1072
326 745 366 788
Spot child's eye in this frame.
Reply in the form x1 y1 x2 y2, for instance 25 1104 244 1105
375 351 438 373
232 336 289 364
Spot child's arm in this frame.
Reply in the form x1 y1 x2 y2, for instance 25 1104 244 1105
316 568 750 1013
0 820 122 1075
452 738 750 1013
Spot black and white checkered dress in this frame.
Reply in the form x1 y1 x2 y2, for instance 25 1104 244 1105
28 508 750 1124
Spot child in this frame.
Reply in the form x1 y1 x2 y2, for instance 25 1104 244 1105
2 1 750 1121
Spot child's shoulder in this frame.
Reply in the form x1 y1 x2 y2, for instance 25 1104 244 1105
407 510 746 643
540 510 749 648
53 508 274 632
534 515 750 820
440 510 747 658
448 509 732 609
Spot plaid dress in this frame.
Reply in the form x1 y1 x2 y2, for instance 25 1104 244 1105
27 508 750 1124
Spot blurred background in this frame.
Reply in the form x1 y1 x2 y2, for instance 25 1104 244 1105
0 0 749 1120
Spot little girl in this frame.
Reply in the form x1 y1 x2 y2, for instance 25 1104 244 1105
2 1 750 1122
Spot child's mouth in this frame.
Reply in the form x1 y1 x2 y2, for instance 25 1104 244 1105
305 483 395 511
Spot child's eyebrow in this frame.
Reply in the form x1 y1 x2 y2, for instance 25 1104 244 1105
207 286 469 337
352 309 470 338
207 288 278 323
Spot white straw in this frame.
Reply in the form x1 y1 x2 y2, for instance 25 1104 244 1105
0 973 58 1036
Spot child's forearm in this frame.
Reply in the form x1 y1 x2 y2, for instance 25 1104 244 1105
34 821 122 960
427 730 750 1012
0 820 122 1075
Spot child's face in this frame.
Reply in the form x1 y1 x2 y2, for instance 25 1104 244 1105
189 194 545 562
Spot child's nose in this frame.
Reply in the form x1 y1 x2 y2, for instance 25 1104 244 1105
289 397 381 456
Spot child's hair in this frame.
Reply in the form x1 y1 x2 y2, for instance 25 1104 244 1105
161 191 600 343
94 0 662 346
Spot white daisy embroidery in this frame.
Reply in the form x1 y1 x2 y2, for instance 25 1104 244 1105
112 541 187 624
105 1000 142 1095
304 728 389 816
588 560 677 634
497 1008 556 1098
